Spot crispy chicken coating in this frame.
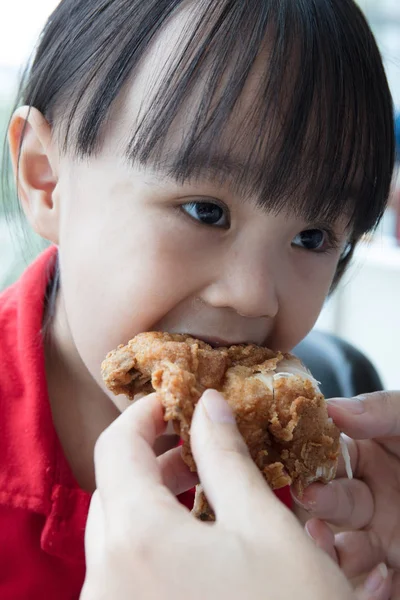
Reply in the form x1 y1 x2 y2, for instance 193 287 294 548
102 332 340 520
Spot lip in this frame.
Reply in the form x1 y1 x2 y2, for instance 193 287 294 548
187 334 253 348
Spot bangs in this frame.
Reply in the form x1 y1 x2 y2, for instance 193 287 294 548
24 0 394 237
121 0 394 234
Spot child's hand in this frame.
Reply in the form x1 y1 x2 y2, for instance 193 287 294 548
81 391 353 600
293 392 400 599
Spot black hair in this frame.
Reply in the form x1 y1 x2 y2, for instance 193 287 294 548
6 0 395 287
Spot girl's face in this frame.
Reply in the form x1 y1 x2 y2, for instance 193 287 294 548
54 148 348 397
13 7 350 405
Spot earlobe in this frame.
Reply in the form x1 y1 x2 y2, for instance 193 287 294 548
8 106 60 244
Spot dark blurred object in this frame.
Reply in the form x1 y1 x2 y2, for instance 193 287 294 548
392 112 400 243
294 330 383 398
395 184 400 244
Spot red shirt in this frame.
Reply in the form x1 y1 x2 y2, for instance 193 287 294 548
0 247 291 599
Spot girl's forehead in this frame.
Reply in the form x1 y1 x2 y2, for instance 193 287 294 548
106 4 276 147
102 19 281 195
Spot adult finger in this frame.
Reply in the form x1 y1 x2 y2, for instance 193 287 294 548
355 564 392 600
157 446 199 496
305 519 338 564
391 571 400 600
94 393 169 506
306 523 386 581
335 531 386 579
327 392 400 440
190 390 292 525
293 478 374 529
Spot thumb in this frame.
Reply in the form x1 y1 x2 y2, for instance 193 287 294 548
327 392 400 439
190 389 287 524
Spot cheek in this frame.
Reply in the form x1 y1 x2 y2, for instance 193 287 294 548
56 188 202 382
271 256 339 352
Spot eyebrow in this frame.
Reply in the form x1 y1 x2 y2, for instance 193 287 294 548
144 146 360 227
150 147 267 199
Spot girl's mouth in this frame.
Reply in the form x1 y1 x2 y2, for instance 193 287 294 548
187 335 253 348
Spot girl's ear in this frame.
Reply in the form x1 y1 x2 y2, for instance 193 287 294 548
8 106 60 244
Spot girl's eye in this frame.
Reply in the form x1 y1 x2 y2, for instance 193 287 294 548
181 201 230 228
292 229 332 252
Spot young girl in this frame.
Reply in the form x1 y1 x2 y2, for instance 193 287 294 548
0 0 395 598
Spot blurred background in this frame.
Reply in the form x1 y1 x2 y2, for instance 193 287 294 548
315 0 400 390
0 0 399 387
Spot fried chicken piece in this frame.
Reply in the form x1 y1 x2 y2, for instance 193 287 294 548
102 332 341 520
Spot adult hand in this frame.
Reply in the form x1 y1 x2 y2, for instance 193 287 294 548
293 392 400 599
81 391 353 600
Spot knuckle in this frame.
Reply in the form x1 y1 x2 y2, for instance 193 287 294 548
111 522 151 554
375 390 393 412
367 529 382 555
105 523 155 573
375 391 400 436
384 393 400 436
358 391 400 436
342 481 356 521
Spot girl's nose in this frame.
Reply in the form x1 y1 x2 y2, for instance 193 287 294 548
201 250 279 320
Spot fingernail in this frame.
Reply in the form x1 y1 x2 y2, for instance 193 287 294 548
327 397 365 414
304 522 326 552
201 390 236 424
291 493 307 509
365 563 388 594
305 522 315 540
291 489 317 510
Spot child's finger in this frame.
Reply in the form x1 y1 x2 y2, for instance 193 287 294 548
327 392 400 441
94 393 169 507
355 564 392 600
293 478 374 530
190 390 291 525
157 446 199 496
